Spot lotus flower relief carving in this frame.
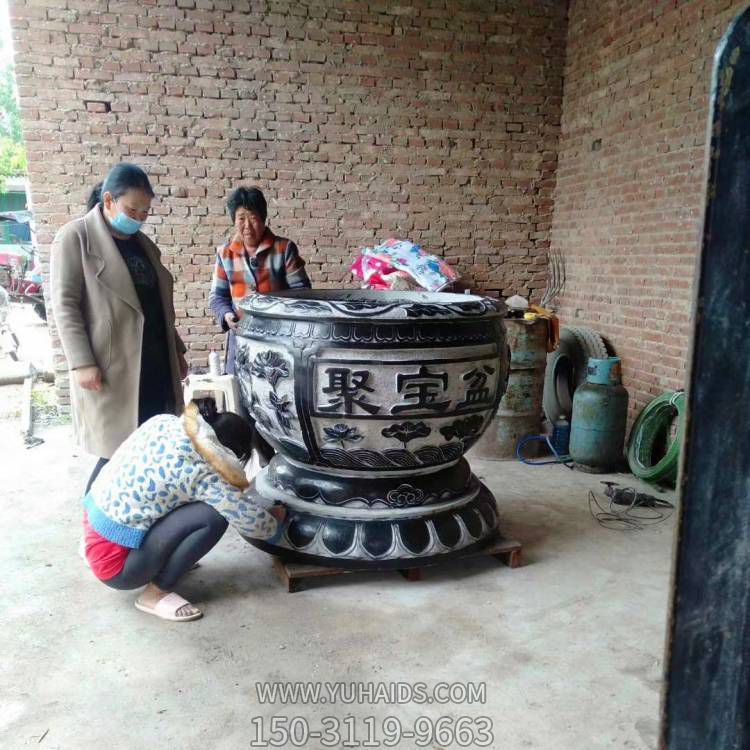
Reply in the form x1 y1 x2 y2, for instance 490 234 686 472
322 423 364 449
249 393 273 433
381 421 432 448
251 351 290 390
440 415 485 443
269 391 294 434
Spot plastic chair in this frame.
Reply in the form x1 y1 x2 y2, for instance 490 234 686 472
183 373 243 415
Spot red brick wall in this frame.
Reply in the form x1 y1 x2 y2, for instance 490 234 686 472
8 0 566 411
551 0 747 417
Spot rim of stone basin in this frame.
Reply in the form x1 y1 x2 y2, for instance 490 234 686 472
238 289 506 320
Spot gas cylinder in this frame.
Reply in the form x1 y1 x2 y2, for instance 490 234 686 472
569 357 629 473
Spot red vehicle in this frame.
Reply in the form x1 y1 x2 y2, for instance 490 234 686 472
0 211 46 321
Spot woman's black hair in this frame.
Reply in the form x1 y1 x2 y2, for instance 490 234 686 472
184 396 253 466
192 397 273 466
211 412 255 464
91 163 155 207
226 186 267 223
86 182 103 212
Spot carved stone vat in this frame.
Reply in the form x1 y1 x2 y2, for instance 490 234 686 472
235 290 509 568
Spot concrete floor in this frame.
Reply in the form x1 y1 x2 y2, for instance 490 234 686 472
0 304 53 377
0 416 676 750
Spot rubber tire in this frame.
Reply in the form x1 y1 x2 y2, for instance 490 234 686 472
566 326 608 363
543 326 608 422
33 301 47 322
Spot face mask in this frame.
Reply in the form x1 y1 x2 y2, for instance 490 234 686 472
108 210 143 235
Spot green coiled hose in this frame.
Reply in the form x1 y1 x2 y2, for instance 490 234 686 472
627 391 685 486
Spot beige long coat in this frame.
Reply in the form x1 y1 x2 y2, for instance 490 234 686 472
50 205 185 459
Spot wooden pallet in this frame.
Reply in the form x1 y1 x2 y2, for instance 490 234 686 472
271 536 523 593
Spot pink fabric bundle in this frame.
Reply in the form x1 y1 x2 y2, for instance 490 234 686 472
351 239 458 292
351 254 412 290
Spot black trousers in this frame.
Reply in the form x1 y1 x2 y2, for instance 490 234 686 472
85 457 109 494
103 503 228 591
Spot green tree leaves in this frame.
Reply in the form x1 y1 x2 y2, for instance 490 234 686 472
0 64 26 192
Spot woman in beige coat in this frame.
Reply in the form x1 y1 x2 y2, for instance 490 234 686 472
51 163 188 491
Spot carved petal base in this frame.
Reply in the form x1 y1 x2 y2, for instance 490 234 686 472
241 468 500 569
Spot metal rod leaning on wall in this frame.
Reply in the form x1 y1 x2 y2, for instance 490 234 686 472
660 8 750 749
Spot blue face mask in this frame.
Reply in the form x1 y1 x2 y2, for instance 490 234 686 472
109 210 143 235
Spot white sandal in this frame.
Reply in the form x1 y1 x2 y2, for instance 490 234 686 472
134 592 203 622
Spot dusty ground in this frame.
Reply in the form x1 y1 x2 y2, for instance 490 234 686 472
0 408 676 750
0 303 53 373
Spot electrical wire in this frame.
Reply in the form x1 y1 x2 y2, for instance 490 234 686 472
627 390 685 486
516 434 575 469
588 486 675 531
